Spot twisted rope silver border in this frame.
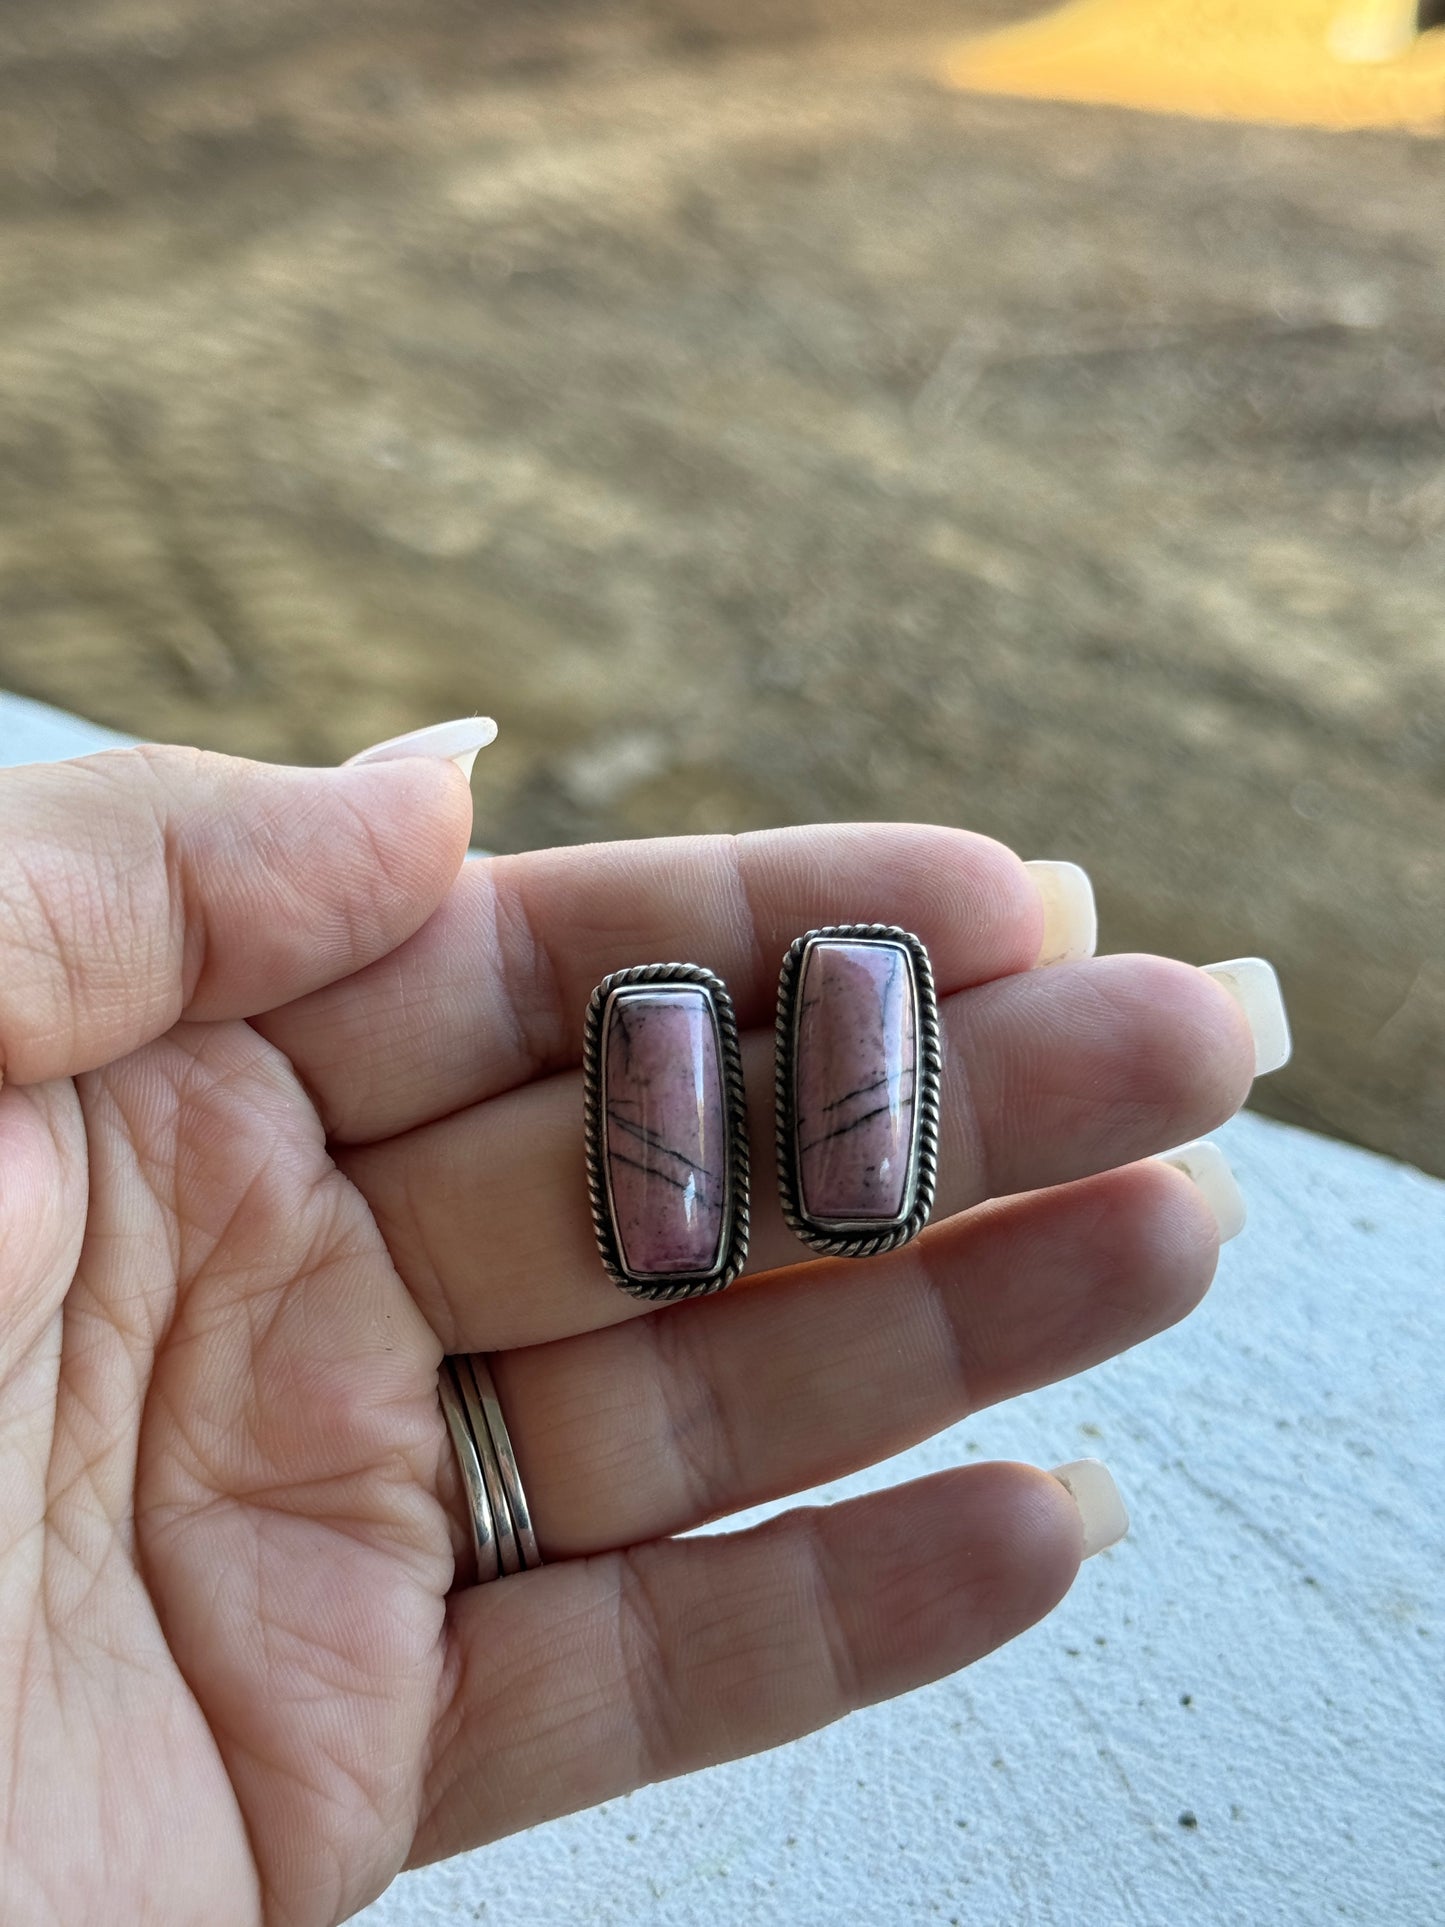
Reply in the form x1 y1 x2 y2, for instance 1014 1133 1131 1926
583 962 751 1303
774 923 942 1259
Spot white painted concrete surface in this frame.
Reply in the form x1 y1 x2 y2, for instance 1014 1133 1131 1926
0 689 135 764
362 1108 1443 1927
6 691 1442 1925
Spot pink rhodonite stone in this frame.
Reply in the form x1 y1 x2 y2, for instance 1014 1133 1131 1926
795 940 917 1224
604 988 727 1277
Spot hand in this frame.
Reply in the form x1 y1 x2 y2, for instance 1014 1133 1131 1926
0 739 1256 1926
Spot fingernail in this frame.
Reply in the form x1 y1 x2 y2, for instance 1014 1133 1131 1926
344 717 498 782
1328 4 1417 63
1201 957 1291 1075
1025 860 1097 966
1050 1459 1130 1560
1159 1139 1247 1242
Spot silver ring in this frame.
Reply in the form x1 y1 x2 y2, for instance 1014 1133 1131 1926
465 1353 542 1571
440 1353 542 1583
438 1360 501 1584
453 1355 521 1575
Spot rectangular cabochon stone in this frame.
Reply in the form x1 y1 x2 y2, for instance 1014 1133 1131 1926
795 940 917 1225
604 987 727 1276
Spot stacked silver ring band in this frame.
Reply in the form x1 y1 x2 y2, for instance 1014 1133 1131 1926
439 1354 541 1584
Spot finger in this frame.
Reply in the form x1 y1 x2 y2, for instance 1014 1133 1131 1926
255 823 1047 1144
451 1159 1215 1559
1 1082 83 1687
346 952 1253 1350
0 745 473 1085
0 1078 86 1389
412 1461 1083 1864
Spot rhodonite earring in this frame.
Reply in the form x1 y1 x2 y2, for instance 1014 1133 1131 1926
775 924 941 1258
584 964 750 1302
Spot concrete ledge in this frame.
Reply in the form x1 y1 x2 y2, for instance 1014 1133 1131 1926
359 1107 1442 1927
0 690 136 765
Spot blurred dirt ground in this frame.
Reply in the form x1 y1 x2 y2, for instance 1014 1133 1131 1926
0 0 1441 1172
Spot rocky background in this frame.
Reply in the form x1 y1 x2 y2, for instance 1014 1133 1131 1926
0 0 1440 1172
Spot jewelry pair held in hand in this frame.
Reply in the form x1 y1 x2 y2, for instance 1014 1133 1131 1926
583 926 943 1302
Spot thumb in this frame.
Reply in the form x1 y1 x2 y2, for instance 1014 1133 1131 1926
0 733 483 1086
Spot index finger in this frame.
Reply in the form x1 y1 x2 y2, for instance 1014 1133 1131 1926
0 746 472 1087
255 824 1060 1145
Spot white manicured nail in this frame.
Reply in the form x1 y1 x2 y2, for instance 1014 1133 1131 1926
1026 859 1097 966
345 717 498 782
1159 1139 1247 1242
1328 3 1418 64
1051 1459 1129 1560
1201 957 1291 1075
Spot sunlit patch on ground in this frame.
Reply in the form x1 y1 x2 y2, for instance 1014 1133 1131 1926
944 0 1445 130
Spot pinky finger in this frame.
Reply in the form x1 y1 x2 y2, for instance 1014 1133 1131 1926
410 1460 1116 1865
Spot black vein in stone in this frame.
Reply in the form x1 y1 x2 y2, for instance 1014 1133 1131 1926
799 1067 914 1135
611 1003 637 1075
820 1073 887 1113
800 1101 898 1154
609 1150 697 1195
607 1107 715 1179
817 1065 916 1116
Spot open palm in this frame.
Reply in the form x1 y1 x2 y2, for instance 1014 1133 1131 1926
0 744 1254 1927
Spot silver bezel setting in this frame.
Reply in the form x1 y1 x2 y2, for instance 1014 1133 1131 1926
583 962 751 1303
774 923 942 1259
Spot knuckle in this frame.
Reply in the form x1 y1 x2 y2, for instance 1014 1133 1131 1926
645 1311 743 1525
610 1549 689 1782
